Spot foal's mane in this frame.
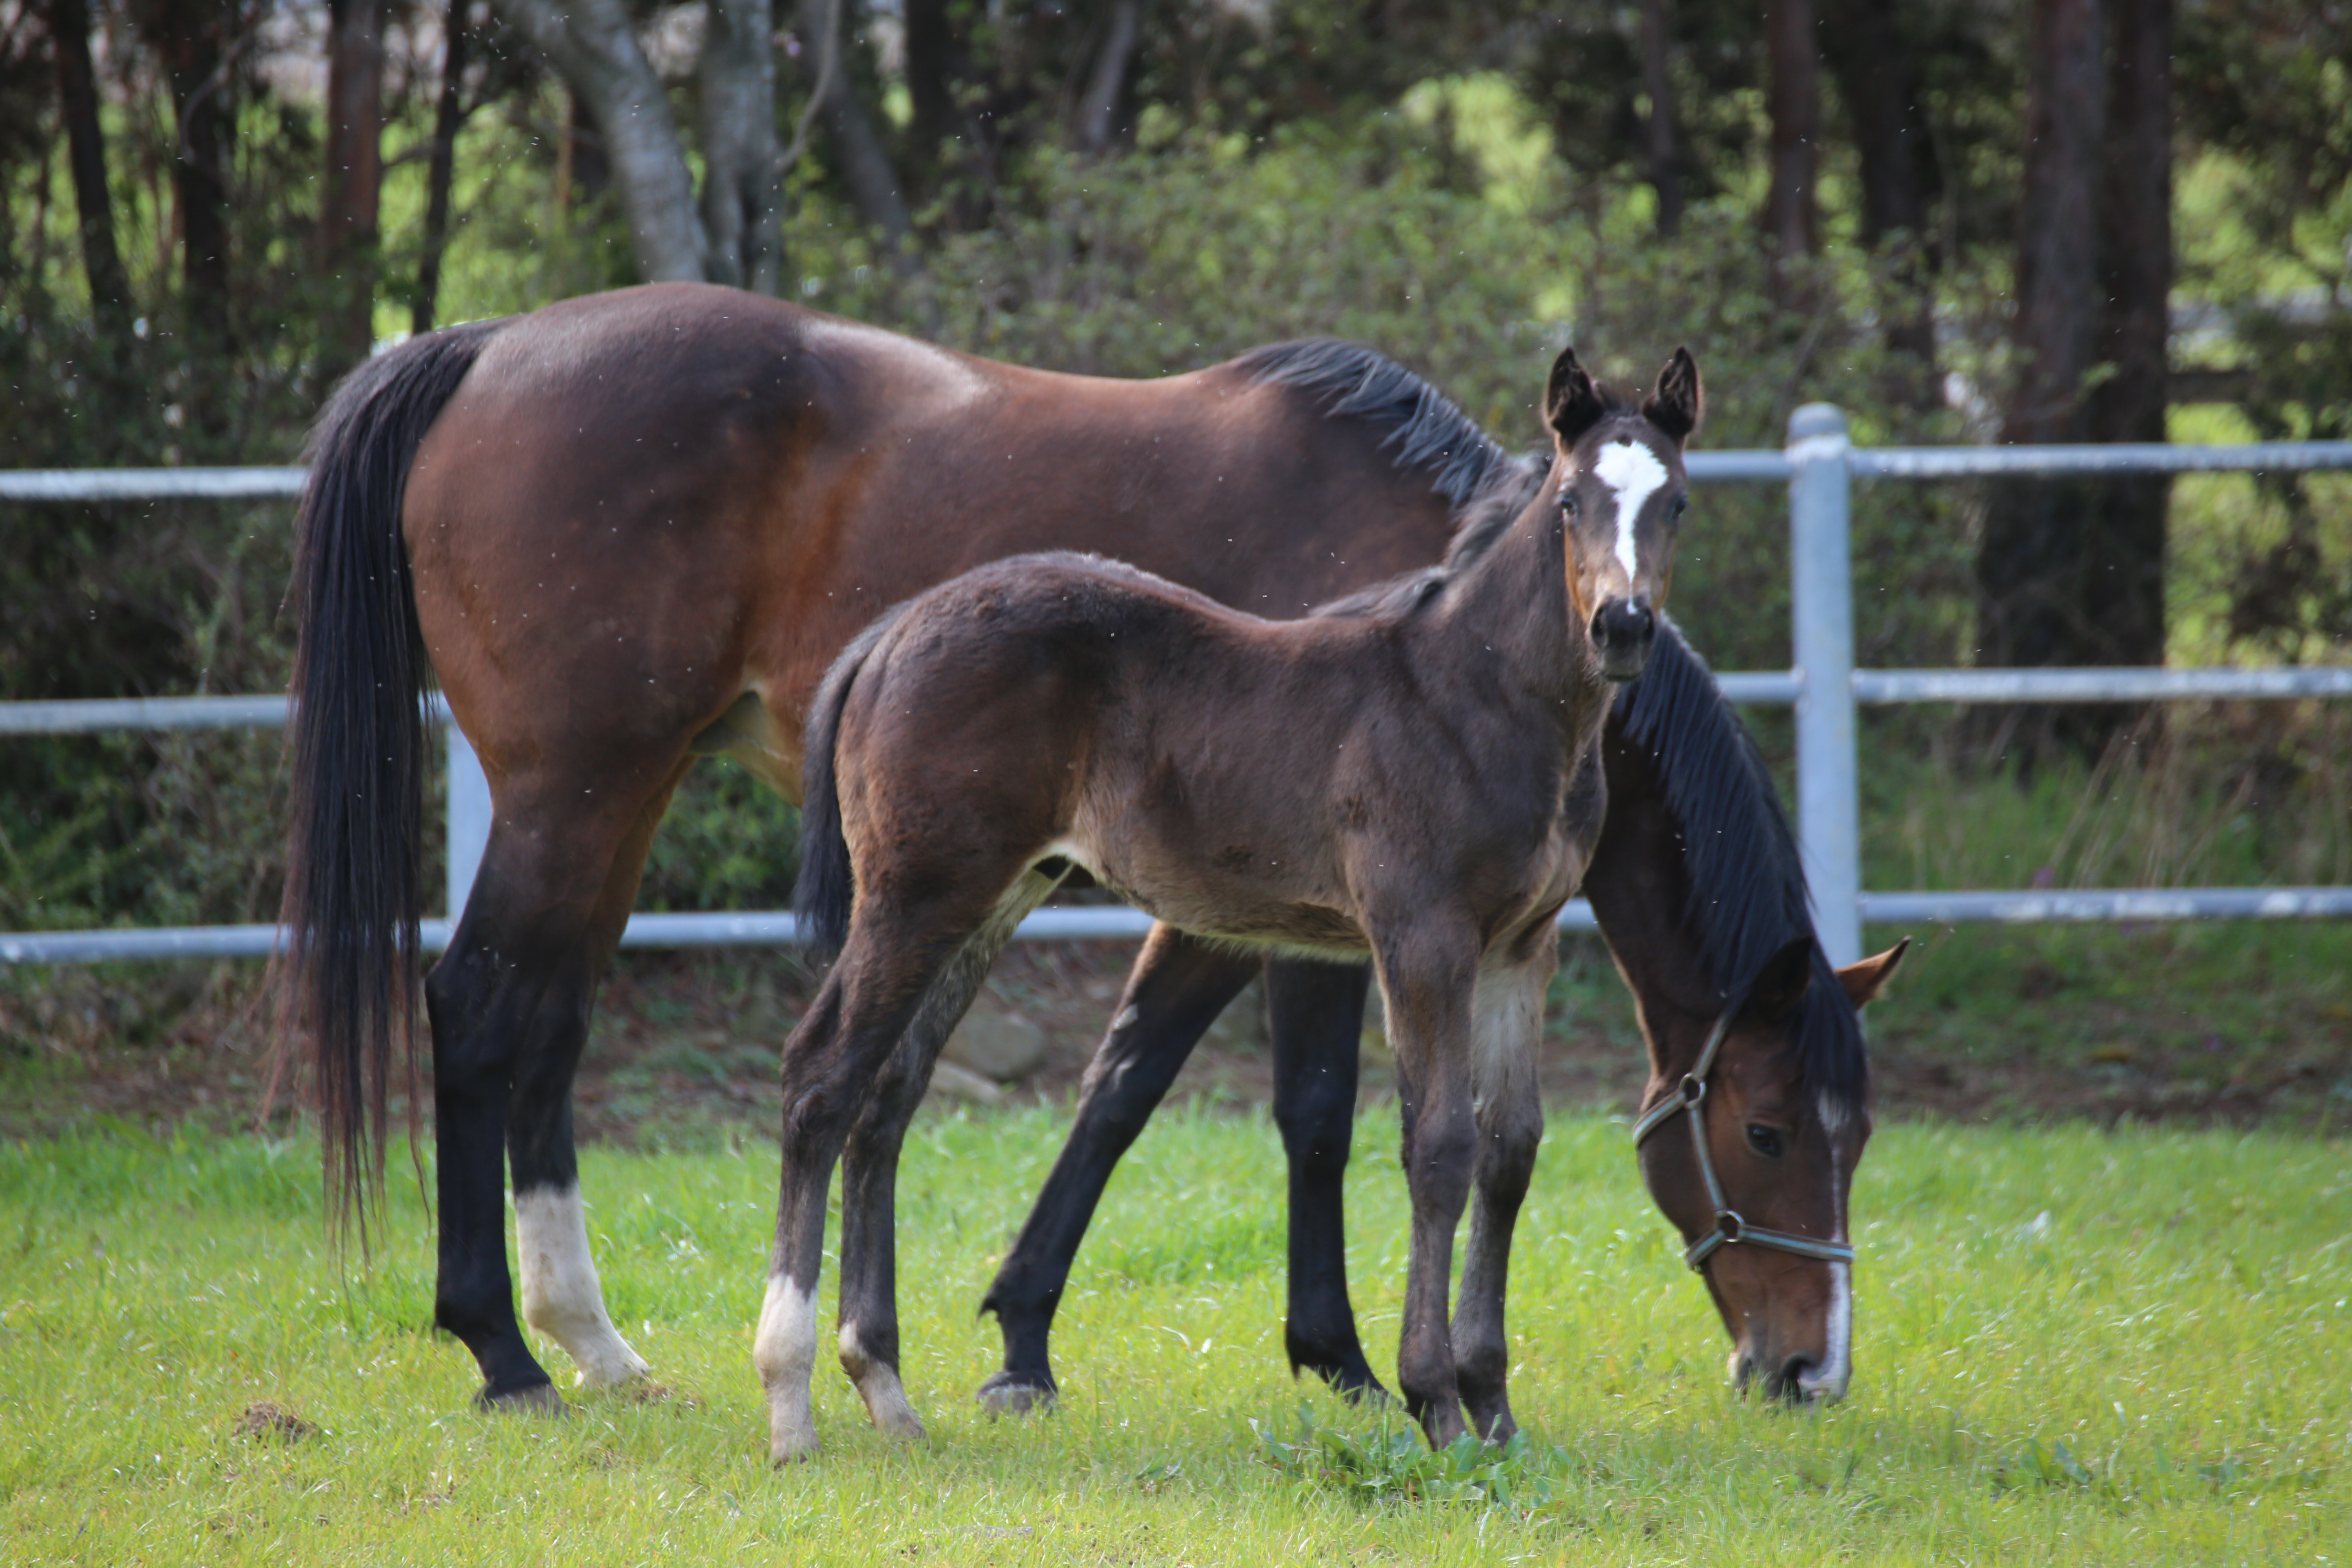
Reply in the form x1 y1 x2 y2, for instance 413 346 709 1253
1615 622 1870 1113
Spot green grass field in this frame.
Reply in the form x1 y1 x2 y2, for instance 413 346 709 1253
2 1107 2344 1566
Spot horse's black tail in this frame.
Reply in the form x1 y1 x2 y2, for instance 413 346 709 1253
794 605 913 960
272 317 506 1241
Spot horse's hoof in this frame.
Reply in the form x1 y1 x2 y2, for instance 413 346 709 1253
478 1381 566 1417
770 1430 821 1466
976 1371 1057 1417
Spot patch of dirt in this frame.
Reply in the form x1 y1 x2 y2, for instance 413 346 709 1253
232 1401 316 1443
4 939 2346 1145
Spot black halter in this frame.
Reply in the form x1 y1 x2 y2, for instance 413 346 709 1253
1630 999 1856 1272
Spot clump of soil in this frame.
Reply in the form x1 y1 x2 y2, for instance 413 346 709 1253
232 1401 316 1443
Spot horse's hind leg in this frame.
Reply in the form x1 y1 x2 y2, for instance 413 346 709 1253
426 772 679 1410
760 898 980 1463
976 925 1257 1413
506 769 686 1390
1265 957 1385 1400
834 866 1064 1437
1453 952 1552 1443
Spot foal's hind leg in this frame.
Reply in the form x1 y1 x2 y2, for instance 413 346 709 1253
834 867 1064 1439
507 770 686 1390
977 924 1257 1413
1266 958 1385 1400
760 901 977 1463
1453 952 1552 1443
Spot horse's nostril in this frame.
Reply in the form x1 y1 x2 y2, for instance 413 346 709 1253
1777 1355 1817 1400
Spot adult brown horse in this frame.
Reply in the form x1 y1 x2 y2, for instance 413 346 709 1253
764 345 1697 1459
279 284 1832 1423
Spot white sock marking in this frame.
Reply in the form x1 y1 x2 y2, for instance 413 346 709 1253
838 1320 926 1439
513 1185 650 1388
755 1273 822 1461
1592 438 1669 589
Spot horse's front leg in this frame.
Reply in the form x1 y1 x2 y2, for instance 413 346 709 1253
978 924 1257 1413
1453 949 1553 1442
1373 924 1482 1448
1265 957 1383 1399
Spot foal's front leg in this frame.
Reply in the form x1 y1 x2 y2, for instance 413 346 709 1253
1374 927 1483 1448
1452 954 1552 1442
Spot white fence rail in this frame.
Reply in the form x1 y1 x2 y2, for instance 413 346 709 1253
5 430 2351 967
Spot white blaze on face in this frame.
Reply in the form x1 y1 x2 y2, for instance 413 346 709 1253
513 1185 650 1388
1591 437 1671 592
1803 1103 1855 1402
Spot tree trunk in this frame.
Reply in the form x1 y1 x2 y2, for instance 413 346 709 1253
492 0 707 283
2081 0 2172 666
1762 0 1820 294
143 0 237 351
322 0 386 374
47 0 131 339
904 0 989 226
413 0 472 334
1974 0 2174 757
1640 0 1681 236
699 0 782 293
792 0 915 263
1818 0 1940 391
1072 0 1146 155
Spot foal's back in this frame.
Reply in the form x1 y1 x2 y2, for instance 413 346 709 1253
822 548 1578 956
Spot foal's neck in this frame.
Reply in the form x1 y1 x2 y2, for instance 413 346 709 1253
1429 496 1607 732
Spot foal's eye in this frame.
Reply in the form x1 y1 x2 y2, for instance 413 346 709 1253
1746 1125 1785 1159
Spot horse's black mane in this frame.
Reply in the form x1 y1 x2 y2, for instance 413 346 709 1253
1615 621 1871 1114
1234 339 1529 512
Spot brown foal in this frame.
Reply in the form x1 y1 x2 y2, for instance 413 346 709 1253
761 347 1703 1460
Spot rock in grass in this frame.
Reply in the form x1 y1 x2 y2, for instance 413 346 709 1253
944 1008 1047 1082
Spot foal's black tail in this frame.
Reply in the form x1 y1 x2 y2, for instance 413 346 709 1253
794 605 914 960
272 318 506 1238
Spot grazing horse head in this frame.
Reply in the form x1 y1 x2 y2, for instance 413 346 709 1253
1591 620 1909 1408
1542 346 1703 682
1632 934 1907 1405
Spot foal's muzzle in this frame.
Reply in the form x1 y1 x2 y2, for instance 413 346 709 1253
1590 597 1657 681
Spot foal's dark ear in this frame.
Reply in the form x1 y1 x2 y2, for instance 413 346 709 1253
1546 345 1607 444
1740 935 1816 1025
1641 347 1703 445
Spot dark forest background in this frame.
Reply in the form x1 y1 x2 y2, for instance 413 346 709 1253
1 0 2348 969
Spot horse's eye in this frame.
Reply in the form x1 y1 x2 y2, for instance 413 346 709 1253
1670 495 1688 520
1746 1125 1784 1159
1560 492 1580 518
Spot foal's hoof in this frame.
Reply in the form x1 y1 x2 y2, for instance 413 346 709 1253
477 1381 566 1417
976 1370 1057 1417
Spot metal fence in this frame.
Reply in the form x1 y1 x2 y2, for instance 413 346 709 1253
6 418 2352 969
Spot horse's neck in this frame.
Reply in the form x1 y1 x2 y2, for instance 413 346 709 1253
1586 744 1725 1088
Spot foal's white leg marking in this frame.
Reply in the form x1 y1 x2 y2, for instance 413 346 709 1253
755 1273 823 1462
1592 438 1670 589
1468 961 1545 1114
839 1320 927 1440
513 1186 651 1388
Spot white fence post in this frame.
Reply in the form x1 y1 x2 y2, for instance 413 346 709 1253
1788 404 1862 968
445 722 492 923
